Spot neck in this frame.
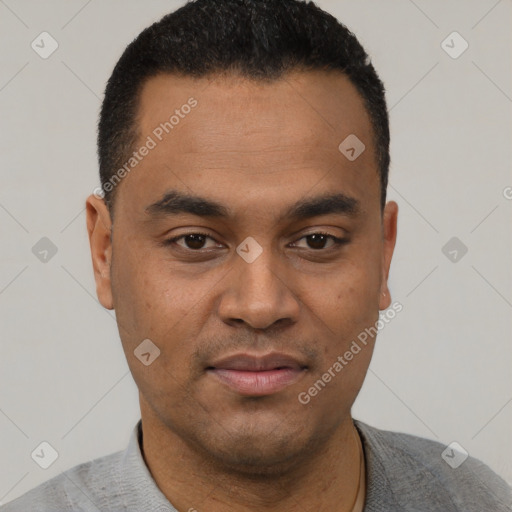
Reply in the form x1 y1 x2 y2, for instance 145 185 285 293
140 407 364 512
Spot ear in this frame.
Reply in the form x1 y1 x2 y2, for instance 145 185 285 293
86 194 114 310
378 200 398 310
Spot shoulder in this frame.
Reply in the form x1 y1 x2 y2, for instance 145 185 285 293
355 420 512 511
0 450 124 512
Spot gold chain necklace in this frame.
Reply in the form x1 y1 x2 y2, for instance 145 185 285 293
345 428 365 512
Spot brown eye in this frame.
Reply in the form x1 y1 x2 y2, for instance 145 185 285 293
164 232 219 251
293 233 347 250
306 234 329 250
181 234 207 250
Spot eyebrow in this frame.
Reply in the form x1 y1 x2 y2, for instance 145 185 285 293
145 189 360 222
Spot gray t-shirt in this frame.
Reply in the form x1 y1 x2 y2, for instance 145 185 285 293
1 419 510 511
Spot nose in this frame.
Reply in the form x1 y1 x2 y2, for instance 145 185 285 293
217 242 301 331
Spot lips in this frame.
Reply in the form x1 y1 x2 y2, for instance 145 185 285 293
206 352 308 396
208 352 306 372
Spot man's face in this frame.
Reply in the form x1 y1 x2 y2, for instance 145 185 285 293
87 70 397 473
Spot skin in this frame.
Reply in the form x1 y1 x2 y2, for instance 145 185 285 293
86 70 398 512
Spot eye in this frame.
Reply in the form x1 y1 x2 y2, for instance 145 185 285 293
291 232 348 250
164 232 221 251
163 231 348 253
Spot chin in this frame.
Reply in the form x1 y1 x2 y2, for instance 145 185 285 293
188 419 329 477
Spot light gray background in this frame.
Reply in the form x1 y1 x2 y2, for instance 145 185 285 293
1 0 511 505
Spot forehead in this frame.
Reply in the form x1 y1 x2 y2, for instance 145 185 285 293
137 70 373 154
117 70 379 220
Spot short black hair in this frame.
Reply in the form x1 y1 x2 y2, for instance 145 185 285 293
97 0 389 215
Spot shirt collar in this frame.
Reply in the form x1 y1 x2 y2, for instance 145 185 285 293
118 420 177 511
120 418 398 512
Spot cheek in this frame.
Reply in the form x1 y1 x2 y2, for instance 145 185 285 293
307 257 381 374
301 272 378 414
111 256 198 407
330 262 380 327
112 250 189 335
110 253 194 390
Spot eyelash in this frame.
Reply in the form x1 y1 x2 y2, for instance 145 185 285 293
163 231 348 252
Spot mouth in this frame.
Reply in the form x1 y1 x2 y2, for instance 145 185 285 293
206 352 308 396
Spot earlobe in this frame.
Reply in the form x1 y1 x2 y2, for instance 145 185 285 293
379 289 390 310
86 194 114 310
378 200 398 310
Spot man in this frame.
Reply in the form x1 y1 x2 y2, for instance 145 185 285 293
2 0 510 510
